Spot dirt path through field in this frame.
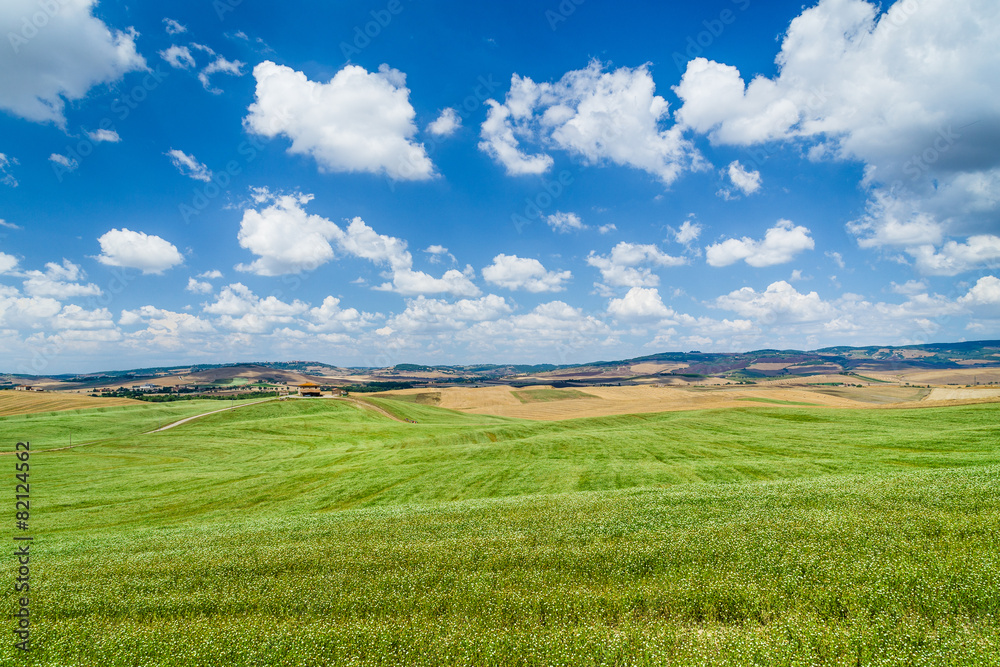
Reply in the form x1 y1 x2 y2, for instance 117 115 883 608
0 398 279 455
145 398 279 433
334 396 407 422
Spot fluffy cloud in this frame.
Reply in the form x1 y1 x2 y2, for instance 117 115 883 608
120 305 214 351
672 219 702 246
608 287 674 320
906 236 1000 276
381 295 512 335
163 18 186 35
237 191 479 296
306 296 375 333
705 220 814 267
479 101 553 175
186 278 213 294
96 228 184 274
673 0 1000 273
199 285 375 337
847 191 945 249
482 255 571 293
710 280 968 345
458 301 615 354
714 281 835 323
166 149 211 182
427 108 461 137
160 45 195 70
545 212 586 233
0 285 61 329
0 0 145 127
480 60 703 183
236 192 340 276
587 242 686 288
959 276 1000 308
21 260 101 299
0 252 18 273
245 61 434 180
718 160 761 199
203 283 309 333
52 304 115 332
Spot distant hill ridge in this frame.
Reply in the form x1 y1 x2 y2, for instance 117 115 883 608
3 340 999 382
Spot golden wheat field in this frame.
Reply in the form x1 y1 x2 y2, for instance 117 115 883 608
369 381 997 421
0 390 142 416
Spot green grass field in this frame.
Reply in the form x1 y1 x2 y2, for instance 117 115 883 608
1 398 998 665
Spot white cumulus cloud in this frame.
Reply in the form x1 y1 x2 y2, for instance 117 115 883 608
714 281 834 323
959 276 1000 307
718 160 761 199
482 254 572 293
427 108 461 137
236 191 479 297
587 241 686 288
673 0 1000 273
245 61 434 180
907 236 1000 276
96 228 184 274
21 260 101 299
236 192 340 276
186 278 213 294
479 60 703 184
608 286 674 320
0 0 146 127
705 220 815 267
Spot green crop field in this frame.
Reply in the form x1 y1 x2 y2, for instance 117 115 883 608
1 398 998 665
513 388 599 403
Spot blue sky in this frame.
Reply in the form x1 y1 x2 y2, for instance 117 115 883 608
1 0 999 373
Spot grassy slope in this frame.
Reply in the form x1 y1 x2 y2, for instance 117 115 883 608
0 398 271 451
1 398 999 665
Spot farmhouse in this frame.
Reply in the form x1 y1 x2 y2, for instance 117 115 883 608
13 384 36 391
298 382 322 397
